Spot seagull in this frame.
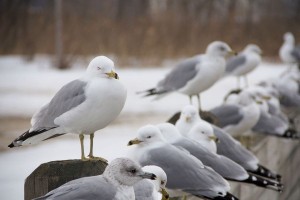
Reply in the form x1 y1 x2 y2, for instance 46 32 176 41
175 105 282 181
157 123 282 192
8 56 127 161
34 158 156 200
209 90 262 136
134 165 169 200
226 44 262 88
139 41 235 110
279 32 300 69
127 125 239 200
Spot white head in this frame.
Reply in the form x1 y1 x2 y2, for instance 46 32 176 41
105 157 156 186
156 123 182 143
283 32 295 44
128 125 165 146
244 44 262 55
142 165 168 199
179 105 200 124
187 123 218 143
86 56 119 79
206 41 235 57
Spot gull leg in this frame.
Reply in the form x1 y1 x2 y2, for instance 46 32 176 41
88 133 108 163
237 77 240 89
79 134 87 160
197 94 202 111
189 95 192 105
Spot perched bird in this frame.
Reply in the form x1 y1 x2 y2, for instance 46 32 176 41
210 90 262 136
34 158 156 200
139 41 235 110
226 44 262 88
176 105 282 181
134 165 169 200
127 125 238 200
8 56 127 161
157 123 282 192
279 32 300 68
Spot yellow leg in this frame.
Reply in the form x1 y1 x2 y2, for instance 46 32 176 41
87 133 108 163
79 134 87 160
197 94 201 111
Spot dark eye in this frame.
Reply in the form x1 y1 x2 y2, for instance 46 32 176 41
131 169 136 173
161 181 165 185
201 131 205 134
97 67 101 70
147 136 151 139
219 46 225 51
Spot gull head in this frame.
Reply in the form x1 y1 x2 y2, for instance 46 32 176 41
206 41 236 57
244 44 262 55
142 165 169 200
179 105 200 123
106 158 156 186
156 123 182 143
86 56 119 79
188 123 219 143
128 125 165 146
283 32 295 44
236 90 262 106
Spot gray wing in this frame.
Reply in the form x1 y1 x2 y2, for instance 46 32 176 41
291 44 300 62
280 91 300 107
226 55 246 73
210 104 244 128
34 176 116 200
134 180 155 200
157 56 201 92
31 80 87 131
173 138 248 181
213 125 259 171
140 144 228 198
252 110 287 135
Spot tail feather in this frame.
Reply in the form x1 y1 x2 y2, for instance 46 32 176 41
281 129 300 139
8 127 57 148
213 192 239 200
248 164 281 181
244 175 283 192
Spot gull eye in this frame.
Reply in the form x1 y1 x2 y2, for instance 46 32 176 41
219 46 225 51
201 131 205 134
147 136 152 139
97 67 102 70
131 169 136 173
161 181 165 185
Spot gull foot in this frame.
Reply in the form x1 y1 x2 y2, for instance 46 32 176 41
88 155 108 163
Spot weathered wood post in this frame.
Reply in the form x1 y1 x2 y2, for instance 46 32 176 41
24 159 107 200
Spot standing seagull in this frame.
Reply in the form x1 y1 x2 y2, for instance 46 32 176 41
34 158 156 200
139 41 235 110
279 32 300 69
226 44 262 88
8 56 127 161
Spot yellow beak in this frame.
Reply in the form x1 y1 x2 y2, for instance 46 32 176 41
228 50 238 56
160 188 170 200
105 70 119 79
261 95 271 100
209 135 219 143
185 116 191 122
127 138 142 146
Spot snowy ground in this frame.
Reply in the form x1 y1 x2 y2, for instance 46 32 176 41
0 56 287 200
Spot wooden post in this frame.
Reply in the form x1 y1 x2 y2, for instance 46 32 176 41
24 159 107 200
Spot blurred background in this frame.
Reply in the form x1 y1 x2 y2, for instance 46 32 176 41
1 0 300 67
0 0 300 200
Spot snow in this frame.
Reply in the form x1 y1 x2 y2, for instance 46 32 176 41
0 56 287 200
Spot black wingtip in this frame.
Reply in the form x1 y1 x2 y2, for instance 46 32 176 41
8 143 14 148
213 192 239 200
245 175 283 192
249 164 282 181
282 129 300 139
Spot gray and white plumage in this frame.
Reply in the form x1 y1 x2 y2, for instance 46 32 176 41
34 158 156 200
140 41 234 103
127 125 237 200
226 44 262 76
134 165 168 200
210 90 261 136
175 105 281 181
279 32 300 65
9 56 127 160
